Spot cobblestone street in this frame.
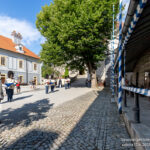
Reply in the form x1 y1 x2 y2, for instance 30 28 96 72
0 78 134 150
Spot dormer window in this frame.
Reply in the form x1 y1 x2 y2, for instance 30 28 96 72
15 44 24 53
19 46 22 51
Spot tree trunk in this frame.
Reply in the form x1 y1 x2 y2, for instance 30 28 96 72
87 62 97 88
91 70 97 88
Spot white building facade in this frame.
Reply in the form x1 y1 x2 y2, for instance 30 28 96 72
0 31 42 84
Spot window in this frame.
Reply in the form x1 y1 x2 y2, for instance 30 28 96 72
19 60 23 69
144 72 150 89
33 63 37 71
0 56 6 66
13 58 17 69
19 46 22 51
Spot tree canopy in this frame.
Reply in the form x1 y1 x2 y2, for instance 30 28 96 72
36 0 119 86
42 64 60 78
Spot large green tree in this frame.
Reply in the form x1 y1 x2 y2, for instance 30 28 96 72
36 0 118 88
42 64 60 78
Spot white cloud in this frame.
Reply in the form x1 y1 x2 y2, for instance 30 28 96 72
0 15 44 46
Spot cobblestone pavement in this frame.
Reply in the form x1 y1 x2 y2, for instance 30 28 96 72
0 81 134 150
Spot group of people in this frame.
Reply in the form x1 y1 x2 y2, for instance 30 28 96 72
0 71 72 102
44 75 71 94
0 71 21 102
29 80 36 89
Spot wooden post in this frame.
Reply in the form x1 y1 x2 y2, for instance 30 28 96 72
124 90 127 107
133 72 140 123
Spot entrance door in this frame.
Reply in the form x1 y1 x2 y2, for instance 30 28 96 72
1 74 6 84
33 77 37 85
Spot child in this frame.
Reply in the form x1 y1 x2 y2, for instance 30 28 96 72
16 79 21 93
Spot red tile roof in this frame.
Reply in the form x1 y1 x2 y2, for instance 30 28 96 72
0 35 40 59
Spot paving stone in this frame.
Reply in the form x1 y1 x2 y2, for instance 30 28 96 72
0 78 135 150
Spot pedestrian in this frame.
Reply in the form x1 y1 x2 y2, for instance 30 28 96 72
64 76 68 89
32 80 36 89
16 79 21 94
50 76 55 92
0 72 4 102
44 74 50 94
29 80 32 89
58 77 62 88
67 76 71 89
5 71 15 102
87 74 91 88
0 72 4 124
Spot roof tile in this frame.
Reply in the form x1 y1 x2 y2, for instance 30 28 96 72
0 35 40 59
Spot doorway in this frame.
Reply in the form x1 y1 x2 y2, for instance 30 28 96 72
33 76 37 85
1 74 6 84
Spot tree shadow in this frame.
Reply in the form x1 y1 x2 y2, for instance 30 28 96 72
0 99 54 131
4 129 59 150
1 95 33 104
71 78 87 88
56 89 134 150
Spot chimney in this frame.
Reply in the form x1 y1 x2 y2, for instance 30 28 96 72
11 31 22 45
11 31 24 53
17 32 22 44
11 30 18 44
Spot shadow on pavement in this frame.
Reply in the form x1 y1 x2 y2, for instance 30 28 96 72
0 99 54 131
1 95 33 104
71 78 87 88
5 129 59 150
56 89 134 150
49 89 59 93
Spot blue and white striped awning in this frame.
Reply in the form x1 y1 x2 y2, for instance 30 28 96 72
122 86 150 97
115 0 148 67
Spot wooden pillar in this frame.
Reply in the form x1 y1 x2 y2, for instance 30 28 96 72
133 72 140 123
124 90 127 107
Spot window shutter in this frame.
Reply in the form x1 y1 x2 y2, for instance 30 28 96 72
8 57 13 69
13 58 17 69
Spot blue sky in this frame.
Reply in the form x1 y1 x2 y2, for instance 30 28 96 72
0 0 53 55
0 0 129 56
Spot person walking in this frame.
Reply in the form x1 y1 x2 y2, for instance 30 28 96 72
87 74 91 88
67 76 71 89
0 72 4 124
0 72 4 102
44 74 50 94
58 77 62 88
32 80 36 89
50 76 55 92
64 77 68 90
29 80 32 89
5 71 15 102
16 79 21 94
